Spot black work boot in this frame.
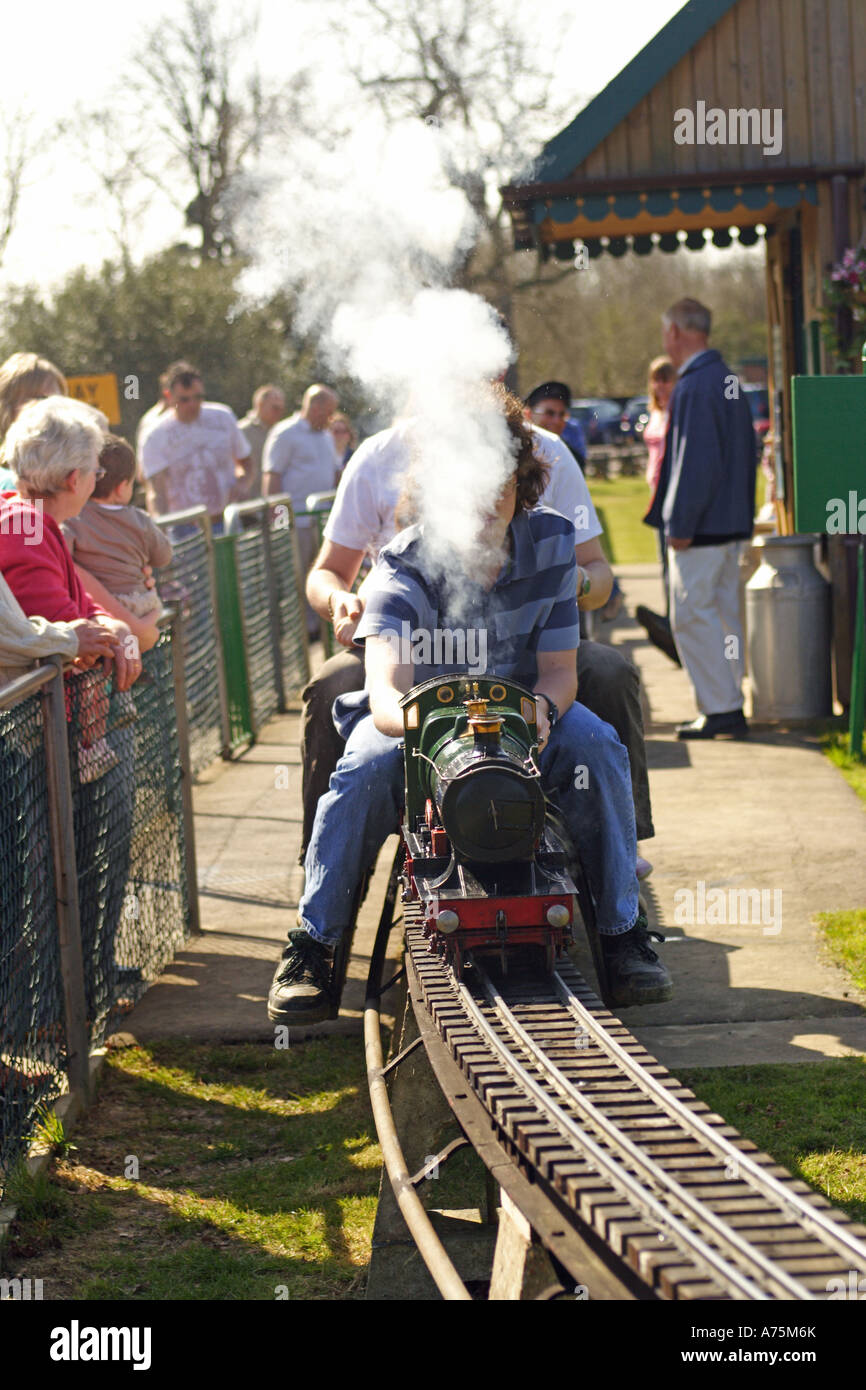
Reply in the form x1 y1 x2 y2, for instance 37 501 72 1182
602 912 673 1007
267 928 334 1025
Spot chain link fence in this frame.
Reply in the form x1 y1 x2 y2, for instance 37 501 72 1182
221 496 311 747
0 619 198 1200
156 518 227 775
0 683 66 1186
1 499 310 1197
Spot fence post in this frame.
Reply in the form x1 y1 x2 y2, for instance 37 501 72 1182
259 506 287 715
201 515 233 759
169 612 202 936
41 659 90 1101
286 500 312 680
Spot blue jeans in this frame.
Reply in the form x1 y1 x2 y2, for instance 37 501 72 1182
299 701 638 946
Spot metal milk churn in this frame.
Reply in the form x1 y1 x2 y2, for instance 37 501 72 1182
746 535 831 720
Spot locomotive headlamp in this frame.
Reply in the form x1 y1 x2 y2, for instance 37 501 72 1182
546 904 571 928
437 910 460 933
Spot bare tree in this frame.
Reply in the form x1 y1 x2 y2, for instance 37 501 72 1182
61 108 165 270
129 0 306 259
0 108 33 270
335 0 587 319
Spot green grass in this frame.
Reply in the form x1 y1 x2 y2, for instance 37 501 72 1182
816 732 866 993
585 466 771 567
7 1035 866 1297
3 1037 382 1301
680 1057 866 1224
587 477 658 565
822 728 866 804
815 910 866 993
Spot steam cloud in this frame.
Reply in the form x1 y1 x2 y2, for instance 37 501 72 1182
238 112 517 576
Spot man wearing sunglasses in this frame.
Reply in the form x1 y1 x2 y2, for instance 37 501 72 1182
140 362 251 533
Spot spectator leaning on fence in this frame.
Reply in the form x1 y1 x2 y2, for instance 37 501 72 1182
1 395 140 1021
0 568 115 689
0 397 142 692
238 384 286 500
139 362 252 533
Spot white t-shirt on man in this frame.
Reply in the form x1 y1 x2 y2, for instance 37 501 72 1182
262 414 339 529
140 402 250 517
323 419 602 561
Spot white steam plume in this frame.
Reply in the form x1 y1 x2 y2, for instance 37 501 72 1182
238 111 517 576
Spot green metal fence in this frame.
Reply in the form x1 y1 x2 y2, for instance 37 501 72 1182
219 496 311 751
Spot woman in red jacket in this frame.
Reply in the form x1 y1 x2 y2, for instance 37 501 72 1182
1 396 142 1033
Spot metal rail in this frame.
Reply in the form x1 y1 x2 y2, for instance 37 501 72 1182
467 958 811 1300
363 864 472 1301
403 913 866 1299
551 968 866 1269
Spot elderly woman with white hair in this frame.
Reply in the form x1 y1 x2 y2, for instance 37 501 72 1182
0 396 144 687
0 396 141 1031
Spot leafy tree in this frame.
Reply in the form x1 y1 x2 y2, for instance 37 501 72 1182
0 250 368 441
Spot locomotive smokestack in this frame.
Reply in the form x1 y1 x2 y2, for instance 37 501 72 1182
465 696 503 748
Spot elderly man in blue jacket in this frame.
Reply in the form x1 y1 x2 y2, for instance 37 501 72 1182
645 298 757 739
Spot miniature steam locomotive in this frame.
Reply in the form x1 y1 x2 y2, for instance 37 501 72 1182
399 674 583 977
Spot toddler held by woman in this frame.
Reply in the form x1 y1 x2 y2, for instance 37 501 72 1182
62 435 172 622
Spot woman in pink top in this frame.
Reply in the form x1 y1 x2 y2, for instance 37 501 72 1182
644 356 676 499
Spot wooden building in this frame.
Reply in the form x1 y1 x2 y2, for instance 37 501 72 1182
502 0 866 534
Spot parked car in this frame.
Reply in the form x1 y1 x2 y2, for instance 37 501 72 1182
620 395 650 440
742 384 770 441
570 398 623 446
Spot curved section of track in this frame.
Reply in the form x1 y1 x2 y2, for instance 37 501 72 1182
404 912 866 1300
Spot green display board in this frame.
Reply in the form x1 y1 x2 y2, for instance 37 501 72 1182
791 376 866 534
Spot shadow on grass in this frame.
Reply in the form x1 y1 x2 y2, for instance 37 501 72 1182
5 1036 382 1301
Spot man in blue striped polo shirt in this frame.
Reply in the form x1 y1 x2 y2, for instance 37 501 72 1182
268 391 672 1021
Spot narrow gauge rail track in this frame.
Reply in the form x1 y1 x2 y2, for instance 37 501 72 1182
365 894 866 1301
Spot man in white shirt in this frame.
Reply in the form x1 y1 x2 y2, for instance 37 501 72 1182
297 411 654 861
263 384 340 634
140 364 251 531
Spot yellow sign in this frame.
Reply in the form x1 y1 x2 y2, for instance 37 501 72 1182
66 373 121 426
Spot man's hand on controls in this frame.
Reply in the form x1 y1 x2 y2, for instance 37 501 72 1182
330 591 364 646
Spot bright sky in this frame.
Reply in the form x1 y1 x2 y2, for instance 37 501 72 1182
0 0 686 288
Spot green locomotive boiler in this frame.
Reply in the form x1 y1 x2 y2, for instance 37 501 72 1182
399 674 581 975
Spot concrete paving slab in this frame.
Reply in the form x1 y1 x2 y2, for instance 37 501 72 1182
605 563 866 1066
123 713 402 1045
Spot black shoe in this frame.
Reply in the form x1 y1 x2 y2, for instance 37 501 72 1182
676 710 748 740
602 912 673 1006
635 605 681 666
267 929 334 1024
